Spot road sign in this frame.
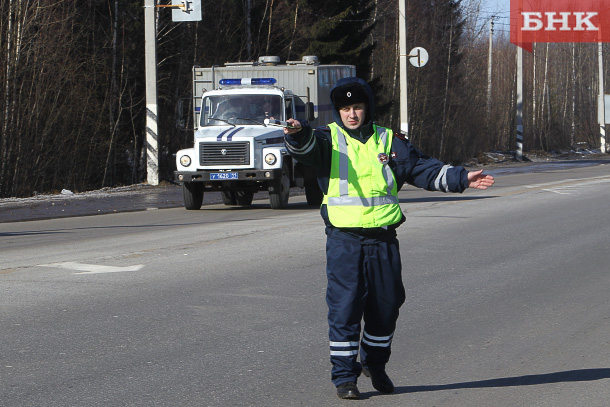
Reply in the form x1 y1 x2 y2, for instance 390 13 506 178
172 0 202 22
409 47 428 67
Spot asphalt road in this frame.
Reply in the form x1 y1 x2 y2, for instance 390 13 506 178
1 161 610 406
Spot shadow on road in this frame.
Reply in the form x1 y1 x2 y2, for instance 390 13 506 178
395 368 610 394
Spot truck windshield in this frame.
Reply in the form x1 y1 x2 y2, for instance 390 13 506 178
202 94 283 126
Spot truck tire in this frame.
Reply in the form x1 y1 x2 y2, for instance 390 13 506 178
235 190 254 206
182 182 204 210
304 178 323 206
269 164 290 209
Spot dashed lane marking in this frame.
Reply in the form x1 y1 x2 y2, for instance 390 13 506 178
39 261 145 275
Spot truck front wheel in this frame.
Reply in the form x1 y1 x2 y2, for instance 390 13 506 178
182 182 204 210
269 164 290 209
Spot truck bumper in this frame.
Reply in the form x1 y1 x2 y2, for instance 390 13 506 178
174 169 282 183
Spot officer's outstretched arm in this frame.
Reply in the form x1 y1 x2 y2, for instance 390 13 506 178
467 170 495 189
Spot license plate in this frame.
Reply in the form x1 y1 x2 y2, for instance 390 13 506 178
210 172 238 180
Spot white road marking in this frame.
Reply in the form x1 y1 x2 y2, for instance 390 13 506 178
526 176 610 195
542 188 572 195
39 261 144 275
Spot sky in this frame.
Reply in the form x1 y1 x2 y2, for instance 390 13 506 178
478 0 511 35
482 0 509 16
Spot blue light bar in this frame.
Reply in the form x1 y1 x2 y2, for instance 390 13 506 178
219 78 277 86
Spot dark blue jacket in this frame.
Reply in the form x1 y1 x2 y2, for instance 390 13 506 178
285 77 468 237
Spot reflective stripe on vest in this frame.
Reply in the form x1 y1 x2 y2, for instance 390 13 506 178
324 123 403 228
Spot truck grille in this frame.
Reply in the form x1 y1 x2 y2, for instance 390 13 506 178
199 141 250 166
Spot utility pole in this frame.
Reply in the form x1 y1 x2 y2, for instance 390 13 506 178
515 0 523 161
143 1 201 186
516 47 523 160
398 0 408 135
598 41 607 154
486 18 494 125
571 43 576 147
144 0 159 185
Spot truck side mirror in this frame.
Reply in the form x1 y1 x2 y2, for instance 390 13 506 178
306 102 315 122
175 97 192 130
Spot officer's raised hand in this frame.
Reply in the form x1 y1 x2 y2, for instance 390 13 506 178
283 119 302 134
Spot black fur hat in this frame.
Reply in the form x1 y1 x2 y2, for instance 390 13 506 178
331 82 369 109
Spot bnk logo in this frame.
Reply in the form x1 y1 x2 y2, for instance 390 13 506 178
511 0 610 52
522 12 598 31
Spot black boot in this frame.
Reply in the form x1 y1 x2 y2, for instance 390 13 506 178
362 367 395 393
336 382 361 399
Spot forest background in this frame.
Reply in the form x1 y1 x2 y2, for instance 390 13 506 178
0 0 606 198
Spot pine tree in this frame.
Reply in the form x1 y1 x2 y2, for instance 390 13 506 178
300 0 375 76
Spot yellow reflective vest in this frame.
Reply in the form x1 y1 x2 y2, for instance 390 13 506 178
323 123 403 228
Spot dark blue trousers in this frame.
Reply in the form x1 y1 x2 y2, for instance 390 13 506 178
325 227 406 386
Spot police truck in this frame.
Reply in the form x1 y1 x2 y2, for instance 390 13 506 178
174 56 355 209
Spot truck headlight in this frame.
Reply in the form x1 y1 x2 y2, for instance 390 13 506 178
180 155 192 167
265 153 277 165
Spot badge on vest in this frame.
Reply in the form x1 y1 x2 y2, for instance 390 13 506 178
377 153 389 164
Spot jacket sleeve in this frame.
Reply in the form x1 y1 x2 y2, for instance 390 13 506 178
390 134 468 193
284 121 332 176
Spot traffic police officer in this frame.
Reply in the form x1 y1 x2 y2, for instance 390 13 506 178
283 77 494 399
